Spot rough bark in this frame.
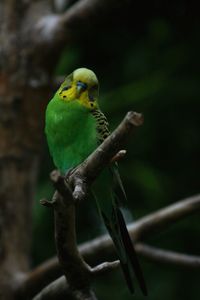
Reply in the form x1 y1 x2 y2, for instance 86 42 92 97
0 1 52 298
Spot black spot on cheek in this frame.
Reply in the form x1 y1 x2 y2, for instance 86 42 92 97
91 103 94 107
63 95 66 98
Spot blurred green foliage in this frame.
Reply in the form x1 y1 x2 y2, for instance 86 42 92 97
33 2 200 299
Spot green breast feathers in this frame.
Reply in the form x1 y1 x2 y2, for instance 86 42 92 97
45 96 108 173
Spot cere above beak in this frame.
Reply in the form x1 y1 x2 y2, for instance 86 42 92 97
76 81 87 93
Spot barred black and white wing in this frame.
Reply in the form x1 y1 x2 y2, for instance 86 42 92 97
91 108 110 144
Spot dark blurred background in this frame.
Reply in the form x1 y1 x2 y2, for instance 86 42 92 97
33 1 200 299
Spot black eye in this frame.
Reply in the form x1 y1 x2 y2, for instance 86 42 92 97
62 86 71 92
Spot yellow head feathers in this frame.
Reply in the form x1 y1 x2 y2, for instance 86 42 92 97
73 68 98 86
58 68 99 110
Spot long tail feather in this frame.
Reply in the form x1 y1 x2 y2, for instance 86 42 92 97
116 208 148 296
111 164 127 203
101 211 135 294
93 169 147 295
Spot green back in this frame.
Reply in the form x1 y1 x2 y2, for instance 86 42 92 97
45 94 98 173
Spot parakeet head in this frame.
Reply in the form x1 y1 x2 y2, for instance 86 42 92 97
58 68 99 109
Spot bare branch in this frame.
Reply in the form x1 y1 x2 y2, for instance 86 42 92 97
32 241 200 300
59 0 128 30
79 194 200 265
136 243 200 270
69 111 143 201
33 241 200 300
32 276 98 300
131 193 200 241
32 260 121 300
32 276 71 300
15 257 62 299
20 194 200 298
34 0 129 45
44 173 97 300
110 150 127 163
91 261 120 276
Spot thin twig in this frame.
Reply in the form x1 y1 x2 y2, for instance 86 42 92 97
91 261 120 275
110 150 127 163
136 243 200 270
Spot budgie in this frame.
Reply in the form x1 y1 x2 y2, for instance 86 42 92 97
45 68 147 295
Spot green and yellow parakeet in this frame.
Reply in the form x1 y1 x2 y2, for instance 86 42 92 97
45 68 147 295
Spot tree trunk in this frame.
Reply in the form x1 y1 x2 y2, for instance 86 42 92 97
0 1 53 298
